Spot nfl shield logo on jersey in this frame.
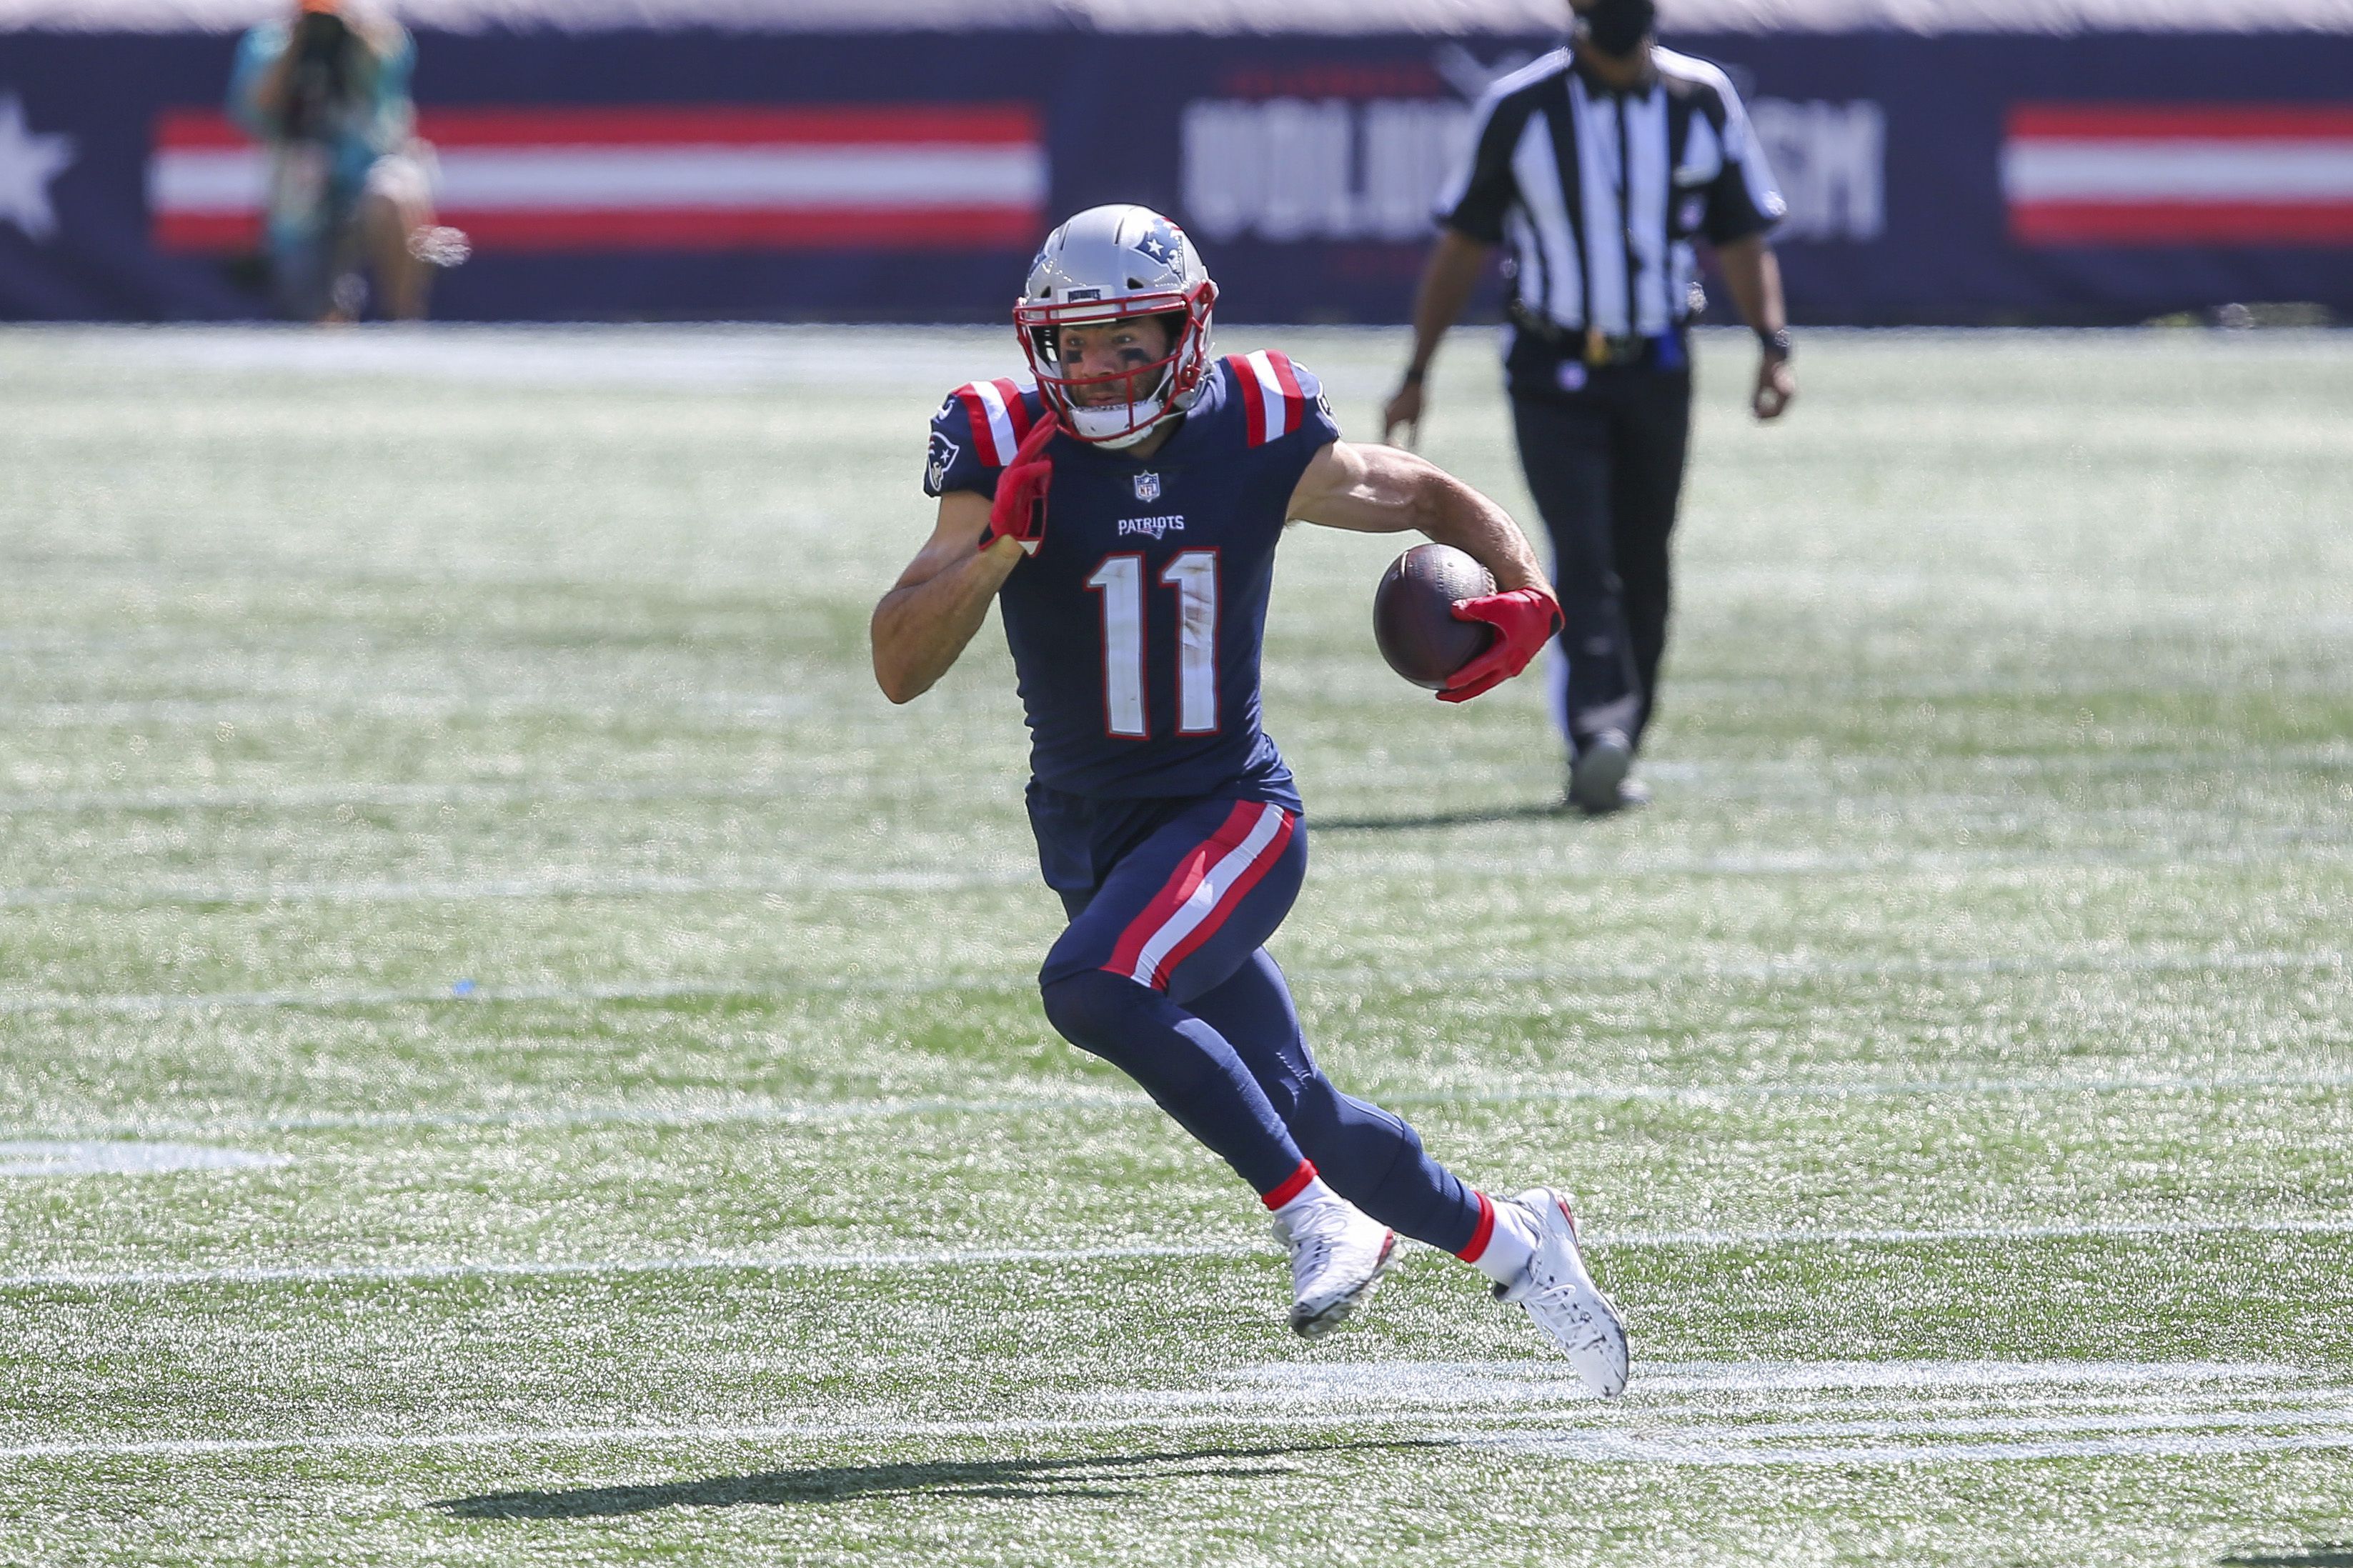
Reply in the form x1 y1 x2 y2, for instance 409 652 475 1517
1133 471 1162 503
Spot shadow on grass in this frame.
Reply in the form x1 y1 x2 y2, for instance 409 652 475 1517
1313 802 1564 834
2223 1549 2353 1567
434 1438 1454 1518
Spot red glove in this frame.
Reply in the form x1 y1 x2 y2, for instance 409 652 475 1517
978 411 1058 556
1437 586 1563 704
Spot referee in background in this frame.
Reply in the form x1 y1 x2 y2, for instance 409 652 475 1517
1384 0 1795 814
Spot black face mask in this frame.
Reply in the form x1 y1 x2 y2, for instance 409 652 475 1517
1583 0 1656 58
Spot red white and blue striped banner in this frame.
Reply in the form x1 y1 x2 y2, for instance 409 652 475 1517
147 104 1048 252
2002 105 2353 245
13 27 2353 323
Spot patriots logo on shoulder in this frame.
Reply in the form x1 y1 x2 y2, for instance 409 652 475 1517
1133 471 1162 503
927 429 961 491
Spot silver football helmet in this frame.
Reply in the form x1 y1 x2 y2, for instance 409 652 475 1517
1015 204 1219 449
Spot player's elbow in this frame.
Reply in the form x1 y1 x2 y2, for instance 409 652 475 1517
869 617 923 704
1345 444 1456 536
875 668 932 706
872 648 927 706
1407 462 1469 540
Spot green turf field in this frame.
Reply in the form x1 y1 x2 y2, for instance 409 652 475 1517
1 324 2349 1567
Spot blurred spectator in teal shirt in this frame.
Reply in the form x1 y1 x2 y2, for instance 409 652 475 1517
229 0 465 321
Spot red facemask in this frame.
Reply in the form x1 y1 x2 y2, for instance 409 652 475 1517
1015 281 1218 448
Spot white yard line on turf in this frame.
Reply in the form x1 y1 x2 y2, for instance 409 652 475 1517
0 1142 287 1177
1181 1357 2307 1399
1396 1063 2353 1108
0 974 1055 1019
0 776 864 816
3 1355 2347 1466
1325 944 2351 994
0 867 1030 909
1609 1217 2353 1247
1473 1428 2353 1466
1103 1357 2334 1418
3 943 2344 1020
11 1089 1148 1139
7 1062 2352 1147
0 1409 1371 1464
0 1244 1253 1292
6 1216 2349 1294
0 694 841 731
6 834 2347 910
14 1420 2353 1469
1380 834 2353 885
6 1062 2351 1147
1 742 2343 817
1610 1407 2353 1442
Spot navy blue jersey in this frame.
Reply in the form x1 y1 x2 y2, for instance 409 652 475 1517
924 353 1341 805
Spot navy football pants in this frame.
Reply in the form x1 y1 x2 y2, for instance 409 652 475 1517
1512 371 1692 759
1035 795 1487 1256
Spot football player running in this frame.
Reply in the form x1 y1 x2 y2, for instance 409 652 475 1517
872 204 1628 1395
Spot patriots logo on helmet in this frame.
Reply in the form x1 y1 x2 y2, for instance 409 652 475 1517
1133 220 1184 270
1133 471 1162 502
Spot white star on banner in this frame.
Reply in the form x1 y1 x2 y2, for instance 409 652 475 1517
0 93 76 244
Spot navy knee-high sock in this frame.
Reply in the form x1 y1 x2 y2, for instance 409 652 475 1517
1187 952 1487 1256
1039 968 1306 1197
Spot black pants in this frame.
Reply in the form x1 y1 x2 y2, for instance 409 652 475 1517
1511 369 1692 760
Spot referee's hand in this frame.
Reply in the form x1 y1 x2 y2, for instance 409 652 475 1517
1382 381 1425 448
1753 355 1796 421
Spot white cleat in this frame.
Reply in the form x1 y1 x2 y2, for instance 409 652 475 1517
1273 1198 1399 1340
1494 1187 1630 1398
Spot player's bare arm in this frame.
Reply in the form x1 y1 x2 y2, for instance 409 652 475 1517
1288 439 1559 704
1716 232 1797 421
870 491 1021 704
1287 437 1551 598
875 395 1059 703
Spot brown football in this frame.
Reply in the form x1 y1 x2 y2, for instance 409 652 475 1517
1373 543 1498 690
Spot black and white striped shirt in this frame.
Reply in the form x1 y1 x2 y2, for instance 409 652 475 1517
1436 46 1785 339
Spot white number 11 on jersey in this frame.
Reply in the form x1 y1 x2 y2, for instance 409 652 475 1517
1086 550 1220 739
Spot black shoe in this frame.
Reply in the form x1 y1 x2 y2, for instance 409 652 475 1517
1567 731 1646 816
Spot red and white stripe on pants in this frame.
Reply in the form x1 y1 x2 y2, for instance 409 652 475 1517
1103 800 1295 992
